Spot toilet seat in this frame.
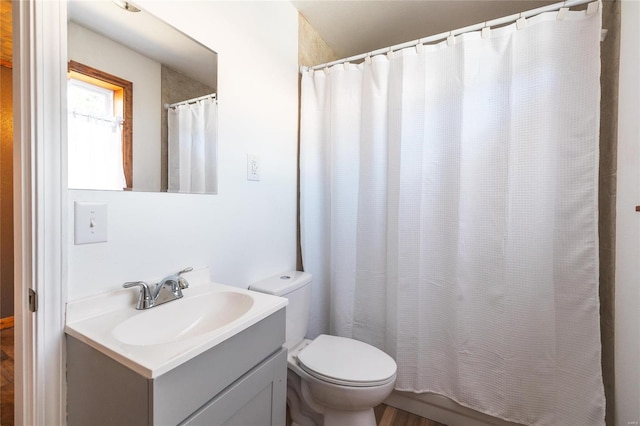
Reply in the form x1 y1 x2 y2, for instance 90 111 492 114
297 335 396 387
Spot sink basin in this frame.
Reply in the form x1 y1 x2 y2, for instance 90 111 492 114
112 291 254 346
65 269 288 378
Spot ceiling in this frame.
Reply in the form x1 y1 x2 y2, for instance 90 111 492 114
1 1 563 70
68 0 217 88
291 0 557 59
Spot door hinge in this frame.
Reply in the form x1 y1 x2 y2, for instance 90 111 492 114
28 288 38 313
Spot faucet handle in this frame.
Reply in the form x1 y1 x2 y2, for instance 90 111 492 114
123 281 154 310
177 267 193 276
177 267 193 289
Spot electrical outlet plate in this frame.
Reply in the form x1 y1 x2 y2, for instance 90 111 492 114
74 202 108 245
247 154 260 181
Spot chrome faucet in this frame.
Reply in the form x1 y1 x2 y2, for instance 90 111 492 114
123 267 193 310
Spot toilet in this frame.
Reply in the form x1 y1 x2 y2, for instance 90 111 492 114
250 272 397 426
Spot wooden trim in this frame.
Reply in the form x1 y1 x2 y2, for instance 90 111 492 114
67 60 134 189
0 316 14 329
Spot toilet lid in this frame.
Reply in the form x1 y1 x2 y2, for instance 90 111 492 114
297 335 397 387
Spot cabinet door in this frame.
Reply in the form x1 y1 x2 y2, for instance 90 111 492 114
66 336 151 426
183 348 287 426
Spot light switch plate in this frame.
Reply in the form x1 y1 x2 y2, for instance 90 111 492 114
74 202 108 245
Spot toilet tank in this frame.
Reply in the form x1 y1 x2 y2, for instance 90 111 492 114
249 271 312 349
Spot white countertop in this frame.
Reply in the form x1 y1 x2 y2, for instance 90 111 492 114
65 269 287 378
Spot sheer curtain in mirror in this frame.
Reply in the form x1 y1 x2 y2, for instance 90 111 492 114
68 79 127 190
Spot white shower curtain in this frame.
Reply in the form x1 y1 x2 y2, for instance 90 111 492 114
300 7 605 426
168 98 218 194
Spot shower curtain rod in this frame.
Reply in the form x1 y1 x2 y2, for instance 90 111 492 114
302 0 601 72
164 93 217 110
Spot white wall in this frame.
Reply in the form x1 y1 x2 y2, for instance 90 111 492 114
67 1 299 300
615 1 640 425
67 22 162 191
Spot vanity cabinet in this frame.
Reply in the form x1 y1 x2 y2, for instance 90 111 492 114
67 308 286 426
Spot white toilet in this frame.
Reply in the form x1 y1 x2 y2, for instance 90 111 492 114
250 271 397 426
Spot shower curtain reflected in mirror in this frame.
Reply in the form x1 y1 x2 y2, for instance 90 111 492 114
300 7 605 426
168 97 218 194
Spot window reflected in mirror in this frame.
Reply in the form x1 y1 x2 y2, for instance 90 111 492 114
68 60 133 190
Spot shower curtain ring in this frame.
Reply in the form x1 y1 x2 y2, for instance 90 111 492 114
447 31 455 46
481 23 490 38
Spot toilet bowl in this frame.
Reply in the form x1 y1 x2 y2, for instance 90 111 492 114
250 272 397 426
289 337 396 425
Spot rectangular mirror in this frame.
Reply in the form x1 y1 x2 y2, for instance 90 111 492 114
67 0 218 194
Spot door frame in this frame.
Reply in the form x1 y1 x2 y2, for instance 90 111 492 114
13 0 67 424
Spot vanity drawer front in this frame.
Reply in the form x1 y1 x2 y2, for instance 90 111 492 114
182 347 287 426
152 308 285 425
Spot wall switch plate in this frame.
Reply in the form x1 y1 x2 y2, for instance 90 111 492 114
74 202 108 245
247 154 260 181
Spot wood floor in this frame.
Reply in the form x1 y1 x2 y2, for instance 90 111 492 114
0 327 13 426
286 402 446 426
375 404 446 426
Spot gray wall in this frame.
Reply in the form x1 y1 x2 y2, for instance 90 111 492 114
599 2 621 425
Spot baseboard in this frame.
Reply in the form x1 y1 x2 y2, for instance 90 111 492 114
0 316 14 330
384 390 521 426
